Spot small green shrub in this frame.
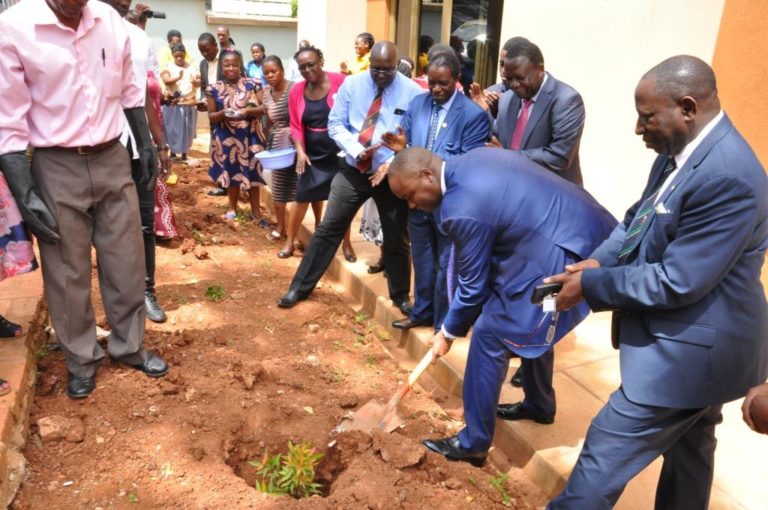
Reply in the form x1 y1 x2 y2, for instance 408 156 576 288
489 471 512 506
205 284 226 301
249 441 323 498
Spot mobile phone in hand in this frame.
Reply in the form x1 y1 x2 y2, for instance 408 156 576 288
531 283 563 304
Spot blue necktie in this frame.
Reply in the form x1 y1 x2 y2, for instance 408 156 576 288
426 105 442 151
617 156 676 262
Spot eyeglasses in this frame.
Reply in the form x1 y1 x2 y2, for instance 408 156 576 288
298 61 318 71
369 66 397 76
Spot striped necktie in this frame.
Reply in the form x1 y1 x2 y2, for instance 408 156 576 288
426 104 442 151
356 88 384 171
617 157 677 262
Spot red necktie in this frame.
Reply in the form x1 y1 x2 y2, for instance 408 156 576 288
509 99 532 150
357 88 384 171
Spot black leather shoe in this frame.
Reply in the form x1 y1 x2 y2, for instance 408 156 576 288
392 318 432 330
422 435 486 467
207 187 227 196
394 299 413 317
497 401 554 424
67 373 95 399
112 351 169 378
510 365 523 387
277 290 306 308
145 292 167 323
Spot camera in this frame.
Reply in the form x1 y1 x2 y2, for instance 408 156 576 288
144 10 166 19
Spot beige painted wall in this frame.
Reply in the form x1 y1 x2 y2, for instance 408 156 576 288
296 0 367 76
499 0 725 218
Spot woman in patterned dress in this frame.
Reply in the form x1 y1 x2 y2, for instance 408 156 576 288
260 56 297 256
0 172 38 395
147 69 179 239
207 50 267 221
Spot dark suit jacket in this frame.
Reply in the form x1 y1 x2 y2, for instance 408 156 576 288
495 73 585 185
438 148 616 357
583 114 768 408
401 90 489 158
199 58 220 94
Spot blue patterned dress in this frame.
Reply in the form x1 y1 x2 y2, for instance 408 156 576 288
207 78 266 190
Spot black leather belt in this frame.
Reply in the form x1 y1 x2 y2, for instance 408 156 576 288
53 136 121 155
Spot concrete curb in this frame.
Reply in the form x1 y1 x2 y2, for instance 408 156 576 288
0 271 46 506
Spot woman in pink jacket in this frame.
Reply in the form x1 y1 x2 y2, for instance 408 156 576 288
283 46 356 261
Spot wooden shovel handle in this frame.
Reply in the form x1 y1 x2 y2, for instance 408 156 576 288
408 350 434 387
391 351 434 403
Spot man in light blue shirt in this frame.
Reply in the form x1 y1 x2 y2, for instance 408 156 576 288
278 41 423 312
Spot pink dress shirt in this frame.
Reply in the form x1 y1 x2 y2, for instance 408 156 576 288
0 0 143 154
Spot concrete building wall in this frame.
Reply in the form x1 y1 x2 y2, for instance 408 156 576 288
296 0 368 75
143 0 297 67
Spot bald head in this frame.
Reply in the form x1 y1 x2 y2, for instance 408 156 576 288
369 41 400 89
634 55 721 155
388 148 444 211
643 55 719 108
371 41 398 62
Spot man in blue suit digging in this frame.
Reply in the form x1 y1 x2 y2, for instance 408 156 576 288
386 146 616 465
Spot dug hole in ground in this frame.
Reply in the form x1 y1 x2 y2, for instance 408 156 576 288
12 141 548 509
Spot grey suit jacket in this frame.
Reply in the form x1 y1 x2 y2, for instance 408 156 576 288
582 114 768 408
495 73 585 185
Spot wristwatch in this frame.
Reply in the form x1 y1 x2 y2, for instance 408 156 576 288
155 144 170 153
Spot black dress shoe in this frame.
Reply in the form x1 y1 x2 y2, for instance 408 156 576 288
392 318 432 330
145 292 167 323
67 373 95 399
277 290 306 308
207 187 227 196
394 299 413 317
112 351 169 378
510 365 523 387
422 435 486 467
497 401 554 424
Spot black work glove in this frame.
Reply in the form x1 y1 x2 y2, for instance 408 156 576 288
124 107 158 191
0 151 60 244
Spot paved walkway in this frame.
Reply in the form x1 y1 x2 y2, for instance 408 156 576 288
299 213 767 510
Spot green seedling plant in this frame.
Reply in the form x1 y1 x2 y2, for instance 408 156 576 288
489 471 512 506
205 284 226 302
249 441 323 498
34 342 50 360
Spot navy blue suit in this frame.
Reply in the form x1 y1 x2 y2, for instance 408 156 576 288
550 114 768 509
401 91 489 329
438 148 616 453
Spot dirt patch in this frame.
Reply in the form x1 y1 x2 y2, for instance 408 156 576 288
11 149 544 509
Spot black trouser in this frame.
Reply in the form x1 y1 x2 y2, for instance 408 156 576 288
130 158 156 294
289 164 410 302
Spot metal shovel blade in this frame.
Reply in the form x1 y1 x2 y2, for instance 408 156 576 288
334 398 404 434
334 351 434 434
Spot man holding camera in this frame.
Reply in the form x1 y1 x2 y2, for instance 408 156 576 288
0 0 168 399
